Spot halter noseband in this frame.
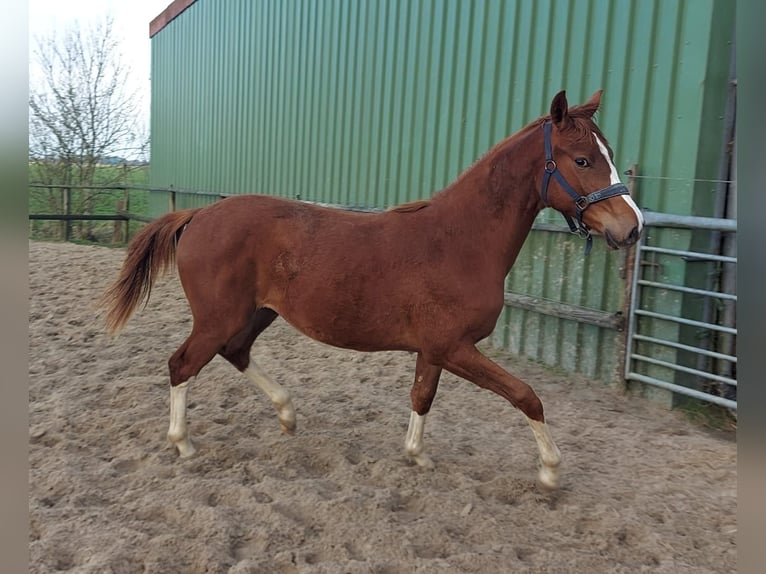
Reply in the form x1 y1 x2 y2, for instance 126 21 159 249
540 120 630 255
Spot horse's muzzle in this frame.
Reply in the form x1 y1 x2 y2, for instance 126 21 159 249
604 225 640 249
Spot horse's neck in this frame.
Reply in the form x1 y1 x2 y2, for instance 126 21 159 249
433 126 545 274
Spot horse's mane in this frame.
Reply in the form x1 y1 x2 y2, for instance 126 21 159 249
394 102 611 207
388 199 431 214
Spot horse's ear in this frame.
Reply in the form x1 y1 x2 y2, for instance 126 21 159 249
550 90 569 127
579 89 603 118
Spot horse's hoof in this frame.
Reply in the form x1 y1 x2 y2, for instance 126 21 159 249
176 441 197 458
280 421 296 435
411 453 435 470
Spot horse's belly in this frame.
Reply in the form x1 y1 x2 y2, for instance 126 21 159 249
274 302 416 353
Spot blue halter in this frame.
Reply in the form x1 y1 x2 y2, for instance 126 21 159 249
540 120 630 255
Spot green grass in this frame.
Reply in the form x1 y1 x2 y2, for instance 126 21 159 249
29 164 152 245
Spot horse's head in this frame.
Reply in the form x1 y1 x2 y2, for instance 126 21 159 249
541 90 643 250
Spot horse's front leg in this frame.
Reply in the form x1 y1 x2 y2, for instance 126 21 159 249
441 344 561 489
404 353 442 469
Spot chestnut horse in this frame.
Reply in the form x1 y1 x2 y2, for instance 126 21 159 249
101 91 642 489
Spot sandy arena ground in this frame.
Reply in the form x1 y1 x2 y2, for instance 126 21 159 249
29 240 736 573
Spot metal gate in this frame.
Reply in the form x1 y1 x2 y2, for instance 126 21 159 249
624 212 737 409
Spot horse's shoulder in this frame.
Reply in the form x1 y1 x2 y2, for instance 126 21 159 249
387 200 431 214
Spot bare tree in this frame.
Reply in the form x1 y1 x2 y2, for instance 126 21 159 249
29 16 148 239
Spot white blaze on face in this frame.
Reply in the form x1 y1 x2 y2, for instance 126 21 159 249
593 133 644 233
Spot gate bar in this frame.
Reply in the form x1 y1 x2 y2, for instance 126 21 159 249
637 279 737 301
631 334 737 363
641 211 737 231
640 245 736 264
627 373 736 410
631 354 737 386
633 309 737 335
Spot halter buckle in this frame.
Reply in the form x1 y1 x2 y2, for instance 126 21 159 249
575 196 590 210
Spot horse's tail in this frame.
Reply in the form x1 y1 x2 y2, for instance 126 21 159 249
100 209 200 334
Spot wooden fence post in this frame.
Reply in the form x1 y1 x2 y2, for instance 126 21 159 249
124 188 131 243
113 199 125 244
62 187 71 241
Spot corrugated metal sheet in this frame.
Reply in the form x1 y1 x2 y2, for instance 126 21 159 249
149 0 734 383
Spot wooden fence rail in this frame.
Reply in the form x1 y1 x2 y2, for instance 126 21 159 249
29 214 131 221
28 183 156 243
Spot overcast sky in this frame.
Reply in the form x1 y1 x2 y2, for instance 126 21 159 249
29 0 171 129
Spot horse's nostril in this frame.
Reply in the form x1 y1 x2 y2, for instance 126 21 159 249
629 226 639 242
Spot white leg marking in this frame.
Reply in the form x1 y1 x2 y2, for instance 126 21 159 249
527 418 562 489
168 381 196 458
594 133 644 233
405 411 434 469
244 361 296 433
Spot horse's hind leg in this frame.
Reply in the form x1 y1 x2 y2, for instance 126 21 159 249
405 353 442 469
168 381 194 457
441 343 561 489
243 361 296 434
167 329 227 457
219 308 297 434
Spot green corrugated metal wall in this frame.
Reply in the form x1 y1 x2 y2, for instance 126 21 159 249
149 0 734 383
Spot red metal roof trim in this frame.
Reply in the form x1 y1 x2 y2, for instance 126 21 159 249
149 0 199 38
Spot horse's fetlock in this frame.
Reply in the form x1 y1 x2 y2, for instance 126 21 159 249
167 428 185 443
271 390 291 409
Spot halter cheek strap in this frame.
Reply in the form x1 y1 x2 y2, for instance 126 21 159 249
540 120 630 255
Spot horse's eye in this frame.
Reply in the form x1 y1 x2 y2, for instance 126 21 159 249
575 158 590 168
